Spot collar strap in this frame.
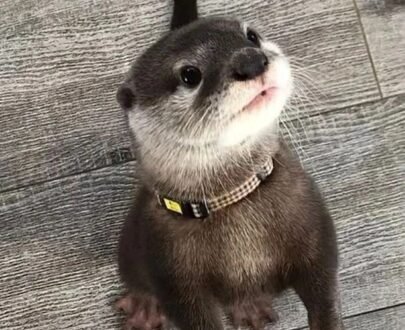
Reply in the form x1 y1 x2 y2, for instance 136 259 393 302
157 158 274 219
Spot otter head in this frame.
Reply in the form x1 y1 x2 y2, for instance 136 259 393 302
117 2 292 179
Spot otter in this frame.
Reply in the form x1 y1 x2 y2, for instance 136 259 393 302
115 1 344 329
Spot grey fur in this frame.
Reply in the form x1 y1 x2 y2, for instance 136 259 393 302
116 6 344 330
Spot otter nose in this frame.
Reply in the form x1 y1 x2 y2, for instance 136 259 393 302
231 48 269 81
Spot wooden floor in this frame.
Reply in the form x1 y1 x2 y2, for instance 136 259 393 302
0 0 404 329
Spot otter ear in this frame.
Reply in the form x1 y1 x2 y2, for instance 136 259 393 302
171 0 198 30
116 82 136 111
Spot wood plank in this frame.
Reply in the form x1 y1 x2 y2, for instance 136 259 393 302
0 96 403 329
0 162 136 330
299 305 405 330
335 305 405 330
356 0 405 97
0 0 378 192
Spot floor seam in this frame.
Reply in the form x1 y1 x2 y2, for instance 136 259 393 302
0 159 137 196
352 0 384 99
290 302 405 330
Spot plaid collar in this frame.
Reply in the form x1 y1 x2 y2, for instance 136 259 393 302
157 158 274 219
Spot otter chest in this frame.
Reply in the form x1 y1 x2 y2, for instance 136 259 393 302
172 210 274 287
214 213 274 285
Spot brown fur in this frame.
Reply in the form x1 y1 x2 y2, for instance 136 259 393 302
118 139 344 330
116 2 344 329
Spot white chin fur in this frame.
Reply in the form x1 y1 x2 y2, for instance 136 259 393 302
218 96 285 147
218 50 292 147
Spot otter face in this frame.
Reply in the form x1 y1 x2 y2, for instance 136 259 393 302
118 17 292 152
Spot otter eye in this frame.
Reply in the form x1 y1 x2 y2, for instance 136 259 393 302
180 66 202 87
247 28 260 46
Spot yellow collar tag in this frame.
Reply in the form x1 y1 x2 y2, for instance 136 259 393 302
163 198 183 214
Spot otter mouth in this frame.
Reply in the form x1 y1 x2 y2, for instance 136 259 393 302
242 86 278 113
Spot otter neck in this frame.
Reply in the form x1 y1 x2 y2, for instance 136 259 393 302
138 131 280 201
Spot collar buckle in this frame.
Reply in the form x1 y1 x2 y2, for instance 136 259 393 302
158 196 210 219
189 200 210 219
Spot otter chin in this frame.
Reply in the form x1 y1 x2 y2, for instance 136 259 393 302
245 87 279 111
115 1 344 330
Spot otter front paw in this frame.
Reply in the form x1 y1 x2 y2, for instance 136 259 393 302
228 296 278 330
116 293 166 330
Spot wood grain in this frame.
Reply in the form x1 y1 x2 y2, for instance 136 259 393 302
0 96 403 330
0 0 379 192
338 305 405 330
299 304 405 330
0 162 137 330
356 0 405 96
